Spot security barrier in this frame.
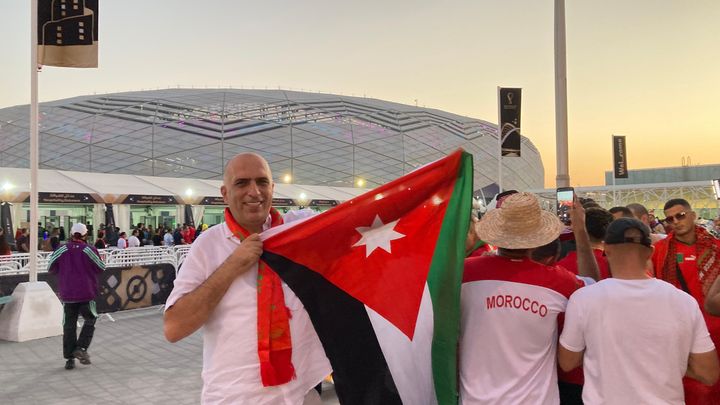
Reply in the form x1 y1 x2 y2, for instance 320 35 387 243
0 245 194 313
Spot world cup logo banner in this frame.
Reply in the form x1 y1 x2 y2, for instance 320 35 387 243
499 88 522 157
38 0 98 68
613 135 629 179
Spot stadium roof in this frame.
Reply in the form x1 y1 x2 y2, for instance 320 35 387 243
0 89 544 191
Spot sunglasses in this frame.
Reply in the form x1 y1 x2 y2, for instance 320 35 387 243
665 211 688 224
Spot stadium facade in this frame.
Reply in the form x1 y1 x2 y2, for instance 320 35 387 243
0 89 546 231
0 89 544 191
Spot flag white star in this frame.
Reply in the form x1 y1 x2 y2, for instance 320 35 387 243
352 214 406 257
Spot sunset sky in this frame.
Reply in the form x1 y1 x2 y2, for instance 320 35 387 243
2 0 718 187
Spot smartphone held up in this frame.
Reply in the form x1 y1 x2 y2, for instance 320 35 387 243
556 187 574 225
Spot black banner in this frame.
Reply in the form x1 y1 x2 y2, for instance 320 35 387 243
200 196 226 206
123 195 178 205
613 135 629 179
499 88 522 157
272 198 296 206
1 203 14 247
24 192 99 204
104 203 115 228
309 199 338 207
200 197 297 206
184 205 195 228
38 0 98 68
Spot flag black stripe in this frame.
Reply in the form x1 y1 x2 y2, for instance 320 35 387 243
262 251 403 405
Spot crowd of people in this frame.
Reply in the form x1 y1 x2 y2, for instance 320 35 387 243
160 152 720 404
462 192 720 404
1 221 212 255
91 222 206 249
4 151 720 404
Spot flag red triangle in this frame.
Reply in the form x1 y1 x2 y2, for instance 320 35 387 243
263 151 463 339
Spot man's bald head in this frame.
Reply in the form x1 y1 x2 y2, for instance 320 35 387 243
221 153 275 233
223 153 273 185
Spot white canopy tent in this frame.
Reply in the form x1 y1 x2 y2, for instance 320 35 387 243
0 167 368 233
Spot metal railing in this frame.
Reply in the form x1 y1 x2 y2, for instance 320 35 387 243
0 245 194 276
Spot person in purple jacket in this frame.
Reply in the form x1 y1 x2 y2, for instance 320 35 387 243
48 223 105 370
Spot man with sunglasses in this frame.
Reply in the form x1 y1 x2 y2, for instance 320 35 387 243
652 198 720 404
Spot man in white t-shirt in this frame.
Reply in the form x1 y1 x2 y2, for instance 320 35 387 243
164 153 330 404
127 229 141 248
559 217 720 404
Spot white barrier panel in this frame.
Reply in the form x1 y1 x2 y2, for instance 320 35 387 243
0 245 195 275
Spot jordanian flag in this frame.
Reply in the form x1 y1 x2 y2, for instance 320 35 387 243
260 149 473 404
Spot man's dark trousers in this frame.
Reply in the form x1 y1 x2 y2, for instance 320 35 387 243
63 301 97 359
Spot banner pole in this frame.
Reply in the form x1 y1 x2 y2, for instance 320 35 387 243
29 0 40 282
497 86 503 193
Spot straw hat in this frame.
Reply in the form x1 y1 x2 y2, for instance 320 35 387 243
476 192 564 249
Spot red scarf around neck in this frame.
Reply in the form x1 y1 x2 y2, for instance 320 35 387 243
657 225 720 296
224 207 295 386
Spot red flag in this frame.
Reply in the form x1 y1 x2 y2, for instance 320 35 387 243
263 150 464 339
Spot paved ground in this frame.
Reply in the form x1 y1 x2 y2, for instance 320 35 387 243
0 307 339 405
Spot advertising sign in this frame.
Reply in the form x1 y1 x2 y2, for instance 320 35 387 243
499 87 522 157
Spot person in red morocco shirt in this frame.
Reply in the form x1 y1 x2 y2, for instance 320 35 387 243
653 198 720 405
459 192 599 405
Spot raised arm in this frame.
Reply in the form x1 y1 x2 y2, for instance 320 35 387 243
570 199 600 281
164 234 263 343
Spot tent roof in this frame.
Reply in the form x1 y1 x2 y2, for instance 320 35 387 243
0 167 367 204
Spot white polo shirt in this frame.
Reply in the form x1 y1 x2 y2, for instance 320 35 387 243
166 221 331 405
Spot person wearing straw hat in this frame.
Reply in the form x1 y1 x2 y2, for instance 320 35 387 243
459 192 593 404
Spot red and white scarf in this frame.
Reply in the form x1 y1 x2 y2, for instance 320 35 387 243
655 226 720 296
224 208 295 386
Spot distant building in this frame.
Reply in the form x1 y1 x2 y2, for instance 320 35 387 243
604 164 720 186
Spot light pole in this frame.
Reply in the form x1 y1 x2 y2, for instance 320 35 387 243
555 0 570 188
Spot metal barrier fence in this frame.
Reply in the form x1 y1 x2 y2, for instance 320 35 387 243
0 245 193 276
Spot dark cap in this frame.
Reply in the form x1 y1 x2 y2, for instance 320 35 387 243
604 217 652 247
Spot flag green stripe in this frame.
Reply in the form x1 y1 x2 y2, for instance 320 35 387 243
426 151 473 405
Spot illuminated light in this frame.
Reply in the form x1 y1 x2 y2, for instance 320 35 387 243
283 174 292 183
356 178 365 187
432 195 443 205
299 192 308 201
185 188 193 197
1 182 14 191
